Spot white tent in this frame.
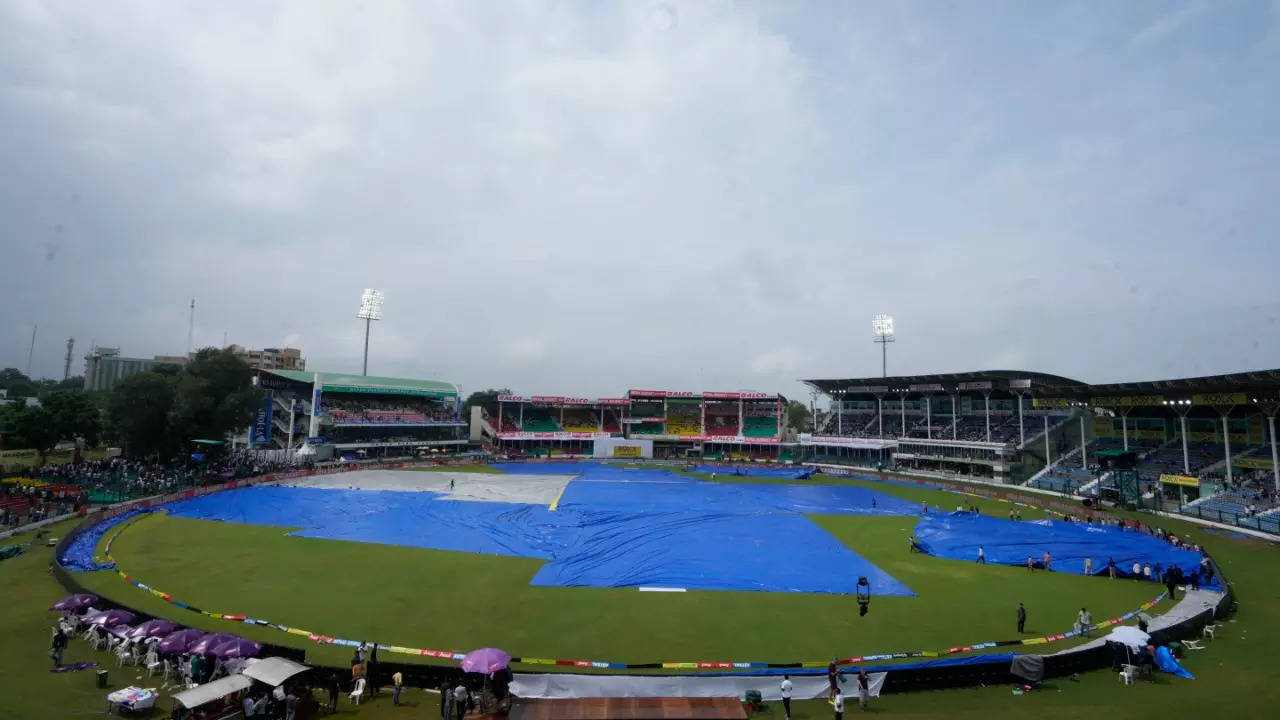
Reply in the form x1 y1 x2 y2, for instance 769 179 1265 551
242 657 310 687
171 675 253 710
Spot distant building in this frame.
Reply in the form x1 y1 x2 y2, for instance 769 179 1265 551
83 348 162 392
226 345 306 371
83 344 305 392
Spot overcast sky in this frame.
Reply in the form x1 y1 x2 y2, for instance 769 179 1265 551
2 1 1278 400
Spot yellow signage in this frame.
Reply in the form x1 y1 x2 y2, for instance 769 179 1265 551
1032 398 1070 408
1192 393 1247 406
612 445 643 458
1236 457 1274 470
1091 395 1164 408
1159 474 1200 488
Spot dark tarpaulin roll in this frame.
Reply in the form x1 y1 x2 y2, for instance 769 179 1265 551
1010 655 1044 683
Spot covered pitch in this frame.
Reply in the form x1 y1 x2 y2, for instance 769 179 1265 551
155 464 919 596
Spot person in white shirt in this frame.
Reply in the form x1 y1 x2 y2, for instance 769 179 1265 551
977 546 985 564
1076 607 1092 636
832 689 844 720
780 675 793 720
1083 557 1093 575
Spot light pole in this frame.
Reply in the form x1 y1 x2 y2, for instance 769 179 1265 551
872 314 895 378
357 288 384 376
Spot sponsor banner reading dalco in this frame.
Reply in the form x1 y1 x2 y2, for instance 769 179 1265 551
702 391 771 400
628 389 694 399
497 395 527 403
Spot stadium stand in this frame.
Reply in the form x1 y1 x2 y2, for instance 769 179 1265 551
520 407 561 432
561 409 598 433
601 409 622 433
325 397 456 424
742 416 778 438
666 404 701 436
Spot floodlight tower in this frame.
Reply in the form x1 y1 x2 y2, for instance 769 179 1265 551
872 314 895 378
357 288 384 376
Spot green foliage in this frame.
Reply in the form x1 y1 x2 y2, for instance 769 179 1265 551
0 403 61 460
107 371 178 457
0 368 38 399
104 348 258 458
462 387 513 418
785 399 812 432
39 390 102 447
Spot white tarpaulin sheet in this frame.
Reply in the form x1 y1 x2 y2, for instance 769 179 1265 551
511 672 885 700
280 469 574 505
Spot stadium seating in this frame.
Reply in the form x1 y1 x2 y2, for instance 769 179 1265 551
520 407 561 432
601 409 622 434
325 397 455 424
631 421 664 435
704 414 739 436
666 408 701 436
1031 468 1095 494
742 416 778 438
561 409 599 433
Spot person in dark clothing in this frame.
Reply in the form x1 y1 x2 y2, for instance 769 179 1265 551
827 659 839 699
50 628 67 667
1163 569 1177 600
368 644 379 696
1017 602 1026 633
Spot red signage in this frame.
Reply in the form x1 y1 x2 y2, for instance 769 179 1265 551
629 390 667 398
531 396 565 404
595 398 631 406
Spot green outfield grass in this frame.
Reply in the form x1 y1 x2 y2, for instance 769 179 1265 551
5 467 1279 719
76 483 1158 669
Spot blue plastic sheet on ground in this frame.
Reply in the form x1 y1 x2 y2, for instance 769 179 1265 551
692 465 815 479
1155 645 1193 679
60 509 147 572
153 468 917 595
913 512 1206 577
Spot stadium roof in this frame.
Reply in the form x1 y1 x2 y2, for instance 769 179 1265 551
803 370 1086 396
803 368 1280 406
262 369 459 397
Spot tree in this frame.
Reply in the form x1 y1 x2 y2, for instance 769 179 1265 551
107 371 178 458
0 404 61 462
40 390 103 447
0 368 39 399
461 388 513 419
785 400 812 433
169 348 259 446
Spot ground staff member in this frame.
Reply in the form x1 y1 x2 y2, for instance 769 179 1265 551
833 688 845 720
780 675 792 720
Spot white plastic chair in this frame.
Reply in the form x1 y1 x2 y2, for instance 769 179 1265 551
115 644 131 667
1119 665 1137 685
145 650 162 677
350 678 367 705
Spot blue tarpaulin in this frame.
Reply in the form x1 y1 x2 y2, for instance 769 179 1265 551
913 512 1206 577
1155 645 1194 679
153 467 918 595
692 465 815 479
59 509 147 572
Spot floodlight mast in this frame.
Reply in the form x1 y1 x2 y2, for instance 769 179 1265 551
872 314 895 378
357 288 384 376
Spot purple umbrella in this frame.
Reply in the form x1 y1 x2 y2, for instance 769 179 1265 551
49 593 99 612
125 619 179 640
460 648 511 674
86 609 136 627
210 637 262 659
189 633 239 656
158 629 207 655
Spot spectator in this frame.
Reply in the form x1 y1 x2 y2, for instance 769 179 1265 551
1017 602 1026 633
780 675 793 720
392 670 404 706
